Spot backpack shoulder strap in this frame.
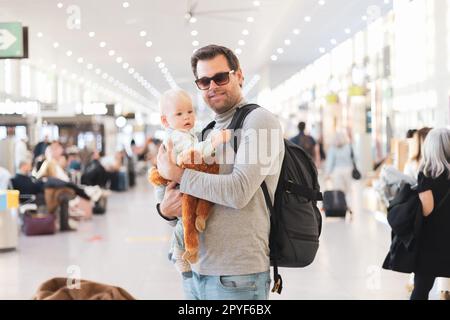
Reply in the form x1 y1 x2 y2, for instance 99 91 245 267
200 120 216 142
227 104 260 131
228 104 260 153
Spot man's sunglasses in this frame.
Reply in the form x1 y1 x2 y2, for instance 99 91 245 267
194 70 235 90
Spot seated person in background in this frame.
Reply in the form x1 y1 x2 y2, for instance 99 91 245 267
67 146 82 172
34 141 70 182
81 150 108 188
10 159 44 203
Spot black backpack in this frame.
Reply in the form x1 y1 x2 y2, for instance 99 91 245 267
202 104 323 294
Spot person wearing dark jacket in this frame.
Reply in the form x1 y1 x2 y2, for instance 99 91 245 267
411 128 450 300
81 150 108 187
10 159 44 204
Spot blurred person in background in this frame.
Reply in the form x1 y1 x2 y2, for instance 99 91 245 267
10 159 44 204
34 141 70 182
404 127 432 180
81 150 109 188
15 137 30 172
411 128 450 300
290 121 320 167
325 130 355 206
33 135 50 163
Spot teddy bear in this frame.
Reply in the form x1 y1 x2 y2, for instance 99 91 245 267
149 149 219 264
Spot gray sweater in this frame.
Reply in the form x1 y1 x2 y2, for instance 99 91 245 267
179 101 285 276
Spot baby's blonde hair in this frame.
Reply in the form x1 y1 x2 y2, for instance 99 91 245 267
159 88 193 115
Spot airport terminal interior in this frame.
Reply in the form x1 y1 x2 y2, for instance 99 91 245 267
0 0 449 300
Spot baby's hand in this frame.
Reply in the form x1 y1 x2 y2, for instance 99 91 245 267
211 129 232 147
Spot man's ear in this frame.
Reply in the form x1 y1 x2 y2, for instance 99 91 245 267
161 115 169 128
236 69 244 88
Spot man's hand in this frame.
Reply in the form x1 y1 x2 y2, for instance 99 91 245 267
160 182 182 219
157 139 184 184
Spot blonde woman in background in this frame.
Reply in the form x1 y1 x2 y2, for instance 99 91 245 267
325 130 355 208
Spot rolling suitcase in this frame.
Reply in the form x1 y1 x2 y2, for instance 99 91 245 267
323 190 349 217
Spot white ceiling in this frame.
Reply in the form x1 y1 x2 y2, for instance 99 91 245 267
0 0 392 108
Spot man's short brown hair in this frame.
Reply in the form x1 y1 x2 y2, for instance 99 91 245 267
191 45 240 79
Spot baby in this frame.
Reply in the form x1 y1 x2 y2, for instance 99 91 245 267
150 88 230 277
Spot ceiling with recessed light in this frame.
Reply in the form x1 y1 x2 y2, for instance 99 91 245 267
0 0 392 109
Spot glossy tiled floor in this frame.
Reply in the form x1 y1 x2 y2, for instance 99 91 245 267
0 176 441 300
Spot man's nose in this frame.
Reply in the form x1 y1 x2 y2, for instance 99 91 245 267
209 79 219 90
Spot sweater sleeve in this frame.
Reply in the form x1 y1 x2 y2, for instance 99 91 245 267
417 172 434 193
179 108 284 210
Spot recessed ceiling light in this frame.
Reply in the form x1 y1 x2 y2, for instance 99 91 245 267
253 1 261 6
318 0 326 5
88 32 95 37
330 38 337 45
61 69 67 74
154 56 162 63
108 50 115 56
77 57 84 63
362 15 368 21
242 29 249 36
293 29 300 35
192 40 199 46
319 47 326 53
284 39 291 45
53 42 59 48
345 28 351 34
122 62 129 69
128 68 135 74
66 50 72 57
235 48 242 55
122 2 129 8
271 55 278 61
161 68 168 74
95 68 101 74
158 62 165 68
238 40 245 46
191 30 198 36
145 41 153 47
102 73 108 79
99 42 106 48
277 48 284 54
304 16 311 22
189 17 197 23
247 17 255 23
140 30 147 37
116 57 123 63
57 3 63 9
37 32 43 38
87 63 93 70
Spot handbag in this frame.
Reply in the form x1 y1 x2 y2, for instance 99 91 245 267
350 147 361 180
22 210 56 236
